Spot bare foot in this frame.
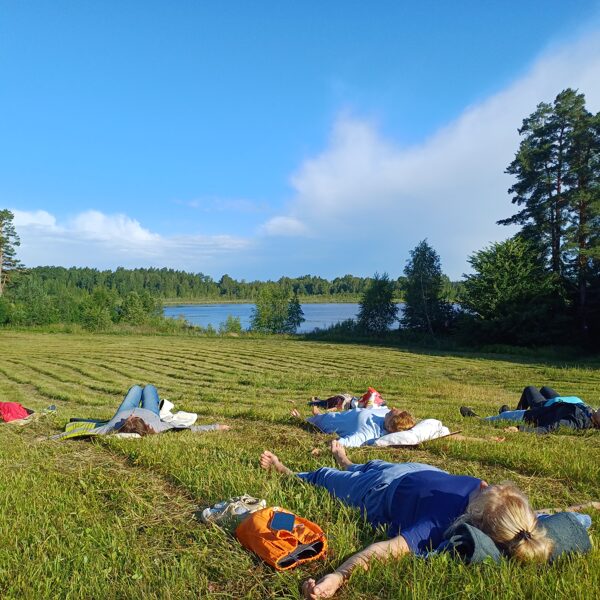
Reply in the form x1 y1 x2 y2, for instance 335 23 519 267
259 450 293 475
490 436 506 442
330 440 353 470
310 447 322 456
503 426 519 433
311 405 321 416
291 408 302 419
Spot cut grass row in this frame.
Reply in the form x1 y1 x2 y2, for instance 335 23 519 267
0 332 599 598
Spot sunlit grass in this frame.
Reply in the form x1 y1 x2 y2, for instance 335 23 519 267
0 332 598 598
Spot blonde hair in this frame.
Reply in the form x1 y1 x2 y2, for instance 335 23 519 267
464 483 553 562
385 410 416 433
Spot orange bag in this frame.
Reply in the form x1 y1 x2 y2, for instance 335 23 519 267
235 507 327 570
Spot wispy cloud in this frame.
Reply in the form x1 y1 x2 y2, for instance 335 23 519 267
12 209 251 271
260 30 600 277
260 216 309 237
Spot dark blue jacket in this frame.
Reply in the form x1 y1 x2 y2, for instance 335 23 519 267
522 402 593 434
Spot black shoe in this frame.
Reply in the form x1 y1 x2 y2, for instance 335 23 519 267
499 405 510 414
460 406 478 418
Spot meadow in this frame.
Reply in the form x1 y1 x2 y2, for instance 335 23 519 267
0 332 598 599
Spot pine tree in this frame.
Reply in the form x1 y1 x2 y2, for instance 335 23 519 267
401 240 451 335
357 273 398 334
499 89 600 336
285 293 305 333
0 209 23 296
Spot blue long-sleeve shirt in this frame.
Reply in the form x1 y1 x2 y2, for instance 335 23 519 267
307 407 390 447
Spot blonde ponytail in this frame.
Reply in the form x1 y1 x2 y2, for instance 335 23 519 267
464 483 553 562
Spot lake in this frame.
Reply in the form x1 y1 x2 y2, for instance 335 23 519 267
164 303 404 333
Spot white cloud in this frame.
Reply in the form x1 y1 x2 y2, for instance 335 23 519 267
13 209 58 229
11 208 251 271
69 210 160 243
263 30 600 277
261 216 308 237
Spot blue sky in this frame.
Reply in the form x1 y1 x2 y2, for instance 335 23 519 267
2 1 600 279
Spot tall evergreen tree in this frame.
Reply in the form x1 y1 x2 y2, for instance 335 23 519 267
285 293 305 333
0 209 23 296
401 240 450 335
499 89 600 336
357 272 398 334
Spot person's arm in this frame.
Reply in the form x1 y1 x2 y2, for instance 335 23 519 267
337 430 371 447
535 501 600 515
302 535 410 599
190 424 231 432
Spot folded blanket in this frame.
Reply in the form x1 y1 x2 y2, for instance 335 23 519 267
0 402 30 423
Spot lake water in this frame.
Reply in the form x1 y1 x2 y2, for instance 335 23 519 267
164 303 403 333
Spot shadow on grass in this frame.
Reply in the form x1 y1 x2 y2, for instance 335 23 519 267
299 329 600 368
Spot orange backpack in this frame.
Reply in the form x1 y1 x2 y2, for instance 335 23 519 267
235 507 327 570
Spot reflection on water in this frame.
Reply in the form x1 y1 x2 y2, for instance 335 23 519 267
164 303 403 333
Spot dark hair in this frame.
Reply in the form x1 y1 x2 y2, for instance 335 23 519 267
119 415 156 436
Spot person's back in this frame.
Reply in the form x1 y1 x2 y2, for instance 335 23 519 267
308 407 390 447
524 402 592 433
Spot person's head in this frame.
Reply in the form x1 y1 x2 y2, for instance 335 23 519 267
464 482 553 562
590 409 600 429
119 415 156 436
384 409 416 433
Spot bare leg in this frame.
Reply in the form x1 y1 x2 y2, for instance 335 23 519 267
259 450 293 475
451 434 506 443
330 440 353 470
536 501 600 515
311 405 321 416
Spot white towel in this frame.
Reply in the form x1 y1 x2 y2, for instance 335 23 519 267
159 398 198 427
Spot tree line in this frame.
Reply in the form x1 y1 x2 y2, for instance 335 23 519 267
1 88 598 347
346 88 600 349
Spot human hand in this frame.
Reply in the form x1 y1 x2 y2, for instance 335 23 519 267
217 424 231 431
302 573 344 599
503 426 519 433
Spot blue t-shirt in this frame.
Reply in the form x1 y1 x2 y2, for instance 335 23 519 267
543 396 585 408
307 408 390 447
387 470 481 554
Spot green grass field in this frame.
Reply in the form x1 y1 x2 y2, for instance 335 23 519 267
0 332 599 599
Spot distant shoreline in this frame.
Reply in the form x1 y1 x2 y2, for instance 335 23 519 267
162 296 403 305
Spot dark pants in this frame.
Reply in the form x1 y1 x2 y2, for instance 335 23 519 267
516 386 560 410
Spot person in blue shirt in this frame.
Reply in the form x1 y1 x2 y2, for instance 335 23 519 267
259 441 560 599
291 406 416 447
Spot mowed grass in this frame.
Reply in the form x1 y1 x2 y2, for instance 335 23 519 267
0 332 599 599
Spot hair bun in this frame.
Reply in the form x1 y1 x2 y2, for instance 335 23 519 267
514 529 532 542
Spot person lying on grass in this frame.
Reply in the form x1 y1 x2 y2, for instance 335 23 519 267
293 406 506 448
460 385 600 434
52 384 230 440
307 388 386 412
291 405 416 447
260 441 592 600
